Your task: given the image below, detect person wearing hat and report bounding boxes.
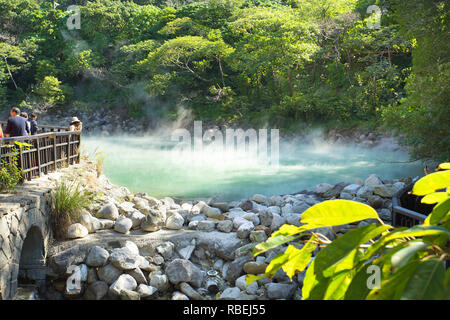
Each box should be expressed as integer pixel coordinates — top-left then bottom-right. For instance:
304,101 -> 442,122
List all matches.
68,116 -> 82,132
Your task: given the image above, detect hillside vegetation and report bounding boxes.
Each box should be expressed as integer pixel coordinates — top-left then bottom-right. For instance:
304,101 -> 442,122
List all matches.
0,0 -> 448,159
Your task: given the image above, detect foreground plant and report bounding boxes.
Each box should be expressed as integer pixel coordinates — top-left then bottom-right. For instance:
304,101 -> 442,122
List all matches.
0,141 -> 32,192
51,180 -> 93,240
247,165 -> 450,300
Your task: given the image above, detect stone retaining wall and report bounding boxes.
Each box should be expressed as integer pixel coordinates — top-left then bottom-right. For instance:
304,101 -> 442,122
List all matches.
0,178 -> 55,299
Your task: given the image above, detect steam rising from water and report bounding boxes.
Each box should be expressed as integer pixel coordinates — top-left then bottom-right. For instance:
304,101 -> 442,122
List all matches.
82,132 -> 423,201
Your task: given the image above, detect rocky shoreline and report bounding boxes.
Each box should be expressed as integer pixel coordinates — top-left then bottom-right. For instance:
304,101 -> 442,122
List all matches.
31,159 -> 415,300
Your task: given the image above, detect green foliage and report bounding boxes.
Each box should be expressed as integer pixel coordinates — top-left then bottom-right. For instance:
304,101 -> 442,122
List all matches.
0,142 -> 28,192
0,0 -> 445,161
33,76 -> 66,106
51,180 -> 93,240
248,166 -> 450,299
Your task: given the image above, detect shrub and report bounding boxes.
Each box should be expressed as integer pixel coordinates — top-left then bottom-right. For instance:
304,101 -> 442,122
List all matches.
248,164 -> 450,300
51,180 -> 93,240
0,142 -> 30,193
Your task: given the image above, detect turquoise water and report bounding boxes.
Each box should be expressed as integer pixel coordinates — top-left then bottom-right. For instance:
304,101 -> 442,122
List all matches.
82,134 -> 423,201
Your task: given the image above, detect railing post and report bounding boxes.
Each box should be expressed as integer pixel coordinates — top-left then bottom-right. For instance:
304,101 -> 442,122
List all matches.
67,133 -> 71,166
53,135 -> 57,171
36,137 -> 42,177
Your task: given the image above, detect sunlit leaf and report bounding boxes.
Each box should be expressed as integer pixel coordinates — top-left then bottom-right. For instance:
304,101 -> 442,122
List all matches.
424,197 -> 450,226
421,192 -> 449,204
412,170 -> 450,196
282,236 -> 317,279
300,200 -> 380,227
437,163 -> 450,170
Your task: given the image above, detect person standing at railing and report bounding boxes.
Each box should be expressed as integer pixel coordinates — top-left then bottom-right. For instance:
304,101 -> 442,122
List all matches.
30,113 -> 38,135
67,116 -> 82,132
4,107 -> 30,137
0,123 -> 3,138
20,112 -> 31,136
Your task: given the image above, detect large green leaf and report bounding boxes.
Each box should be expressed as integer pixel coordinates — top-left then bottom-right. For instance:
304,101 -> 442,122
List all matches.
314,224 -> 391,275
401,258 -> 447,300
391,241 -> 429,269
421,191 -> 449,204
424,197 -> 450,225
323,269 -> 354,300
300,200 -> 380,227
412,170 -> 450,196
302,259 -> 330,300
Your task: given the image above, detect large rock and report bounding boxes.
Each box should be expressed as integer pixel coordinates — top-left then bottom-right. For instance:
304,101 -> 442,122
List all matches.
97,219 -> 114,229
127,268 -> 148,285
109,274 -> 137,297
356,186 -> 374,199
97,203 -> 119,220
165,212 -> 185,230
165,259 -> 204,288
237,222 -> 254,239
251,194 -> 268,205
243,261 -> 267,275
323,182 -> 350,198
270,213 -> 286,232
120,289 -> 140,300
219,287 -> 241,300
342,184 -> 362,196
236,275 -> 258,295
129,211 -> 146,229
79,211 -> 100,233
117,201 -> 135,216
265,283 -> 297,299
97,264 -> 121,285
137,284 -> 157,299
149,274 -> 169,292
373,184 -> 398,198
141,209 -> 166,232
202,205 -> 225,220
114,216 -> 132,234
67,223 -> 88,239
156,242 -> 174,260
197,220 -> 216,232
225,256 -> 253,284
84,281 -> 108,300
86,246 -> 110,267
314,183 -> 333,195
110,247 -> 140,270
365,174 -> 383,187
217,220 -> 233,233
180,282 -> 204,300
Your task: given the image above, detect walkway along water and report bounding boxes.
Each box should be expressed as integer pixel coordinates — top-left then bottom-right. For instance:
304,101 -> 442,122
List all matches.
0,124 -> 81,299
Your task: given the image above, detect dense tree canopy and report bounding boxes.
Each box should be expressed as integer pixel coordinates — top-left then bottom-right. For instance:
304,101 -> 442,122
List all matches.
0,0 -> 448,160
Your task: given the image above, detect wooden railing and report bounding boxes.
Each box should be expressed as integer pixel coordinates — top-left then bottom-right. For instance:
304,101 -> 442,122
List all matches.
0,122 -> 81,181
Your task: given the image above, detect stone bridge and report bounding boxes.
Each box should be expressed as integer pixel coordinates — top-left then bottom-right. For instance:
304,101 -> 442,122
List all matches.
0,177 -> 55,299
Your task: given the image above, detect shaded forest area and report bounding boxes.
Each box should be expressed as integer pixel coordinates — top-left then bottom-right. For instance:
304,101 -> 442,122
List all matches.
0,0 -> 448,160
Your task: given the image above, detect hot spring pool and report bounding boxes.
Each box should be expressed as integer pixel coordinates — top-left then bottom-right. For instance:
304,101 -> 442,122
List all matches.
82,134 -> 423,201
